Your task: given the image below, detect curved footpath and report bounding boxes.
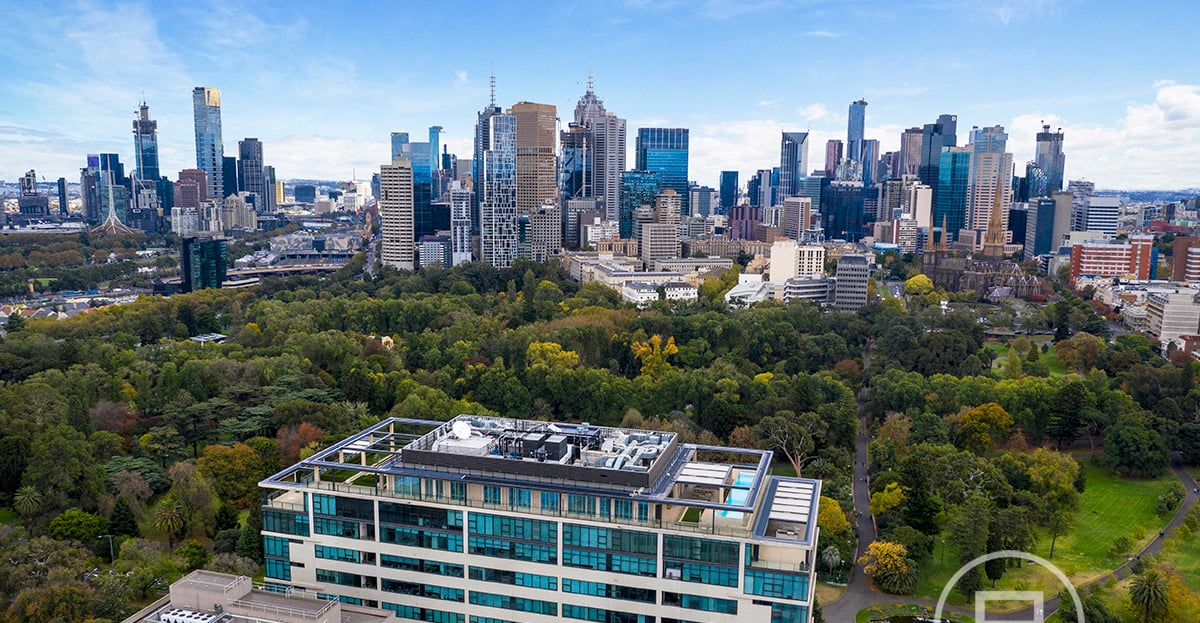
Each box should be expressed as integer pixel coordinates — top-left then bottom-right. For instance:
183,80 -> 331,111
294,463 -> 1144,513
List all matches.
823,416 -> 1200,622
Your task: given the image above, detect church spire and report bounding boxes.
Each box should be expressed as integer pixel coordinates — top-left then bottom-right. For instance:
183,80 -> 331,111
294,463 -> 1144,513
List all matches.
982,167 -> 1009,258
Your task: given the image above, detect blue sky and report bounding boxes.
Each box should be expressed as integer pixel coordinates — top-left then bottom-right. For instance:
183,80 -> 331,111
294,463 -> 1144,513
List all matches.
2,0 -> 1199,190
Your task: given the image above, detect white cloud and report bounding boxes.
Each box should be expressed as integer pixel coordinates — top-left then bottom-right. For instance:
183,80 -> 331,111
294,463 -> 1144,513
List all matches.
803,30 -> 844,38
455,70 -> 469,84
758,98 -> 782,108
799,103 -> 829,122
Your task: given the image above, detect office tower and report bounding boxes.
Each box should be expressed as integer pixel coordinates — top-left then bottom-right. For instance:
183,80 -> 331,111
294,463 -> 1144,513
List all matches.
620,171 -> 660,239
294,185 -> 317,204
508,101 -> 559,211
690,185 -> 718,218
1069,234 -> 1155,283
263,165 -> 277,212
770,239 -> 826,283
1172,237 -> 1200,282
429,126 -> 442,181
180,237 -> 227,293
80,155 -> 102,223
560,124 -> 593,202
899,127 -> 923,177
935,146 -> 971,242
473,79 -> 505,234
479,112 -> 519,267
93,153 -> 131,226
449,182 -> 472,266
779,132 -> 810,198
846,99 -> 867,164
222,156 -> 238,200
1025,162 -> 1049,200
391,132 -> 410,160
918,114 -> 958,207
237,138 -> 266,213
835,254 -> 871,311
563,197 -> 598,248
380,155 -> 415,271
820,181 -> 865,241
1008,204 -> 1028,251
176,169 -> 207,208
527,202 -> 562,262
16,169 -> 49,221
747,169 -> 771,209
861,139 -> 880,186
1076,196 -> 1120,235
875,179 -> 906,223
192,87 -> 224,205
902,179 -> 933,228
719,171 -> 738,212
418,235 -> 452,269
793,176 -> 829,223
966,126 -> 1013,235
638,189 -> 683,268
636,128 -> 689,215
1025,197 -> 1058,259
781,196 -> 812,239
261,415 -> 822,623
824,140 -> 842,178
1035,124 -> 1066,194
1068,180 -> 1095,231
573,77 -> 626,220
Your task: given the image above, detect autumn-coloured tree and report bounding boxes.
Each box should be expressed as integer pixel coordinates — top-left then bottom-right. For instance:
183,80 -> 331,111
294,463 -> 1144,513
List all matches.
857,540 -> 917,595
631,334 -> 678,379
277,422 -> 324,465
951,402 -> 1013,454
817,496 -> 850,536
869,482 -> 906,516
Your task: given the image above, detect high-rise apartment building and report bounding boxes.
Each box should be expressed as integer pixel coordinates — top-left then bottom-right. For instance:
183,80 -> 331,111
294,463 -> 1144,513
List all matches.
237,138 -> 266,212
192,87 -> 224,205
860,139 -> 880,187
620,171 -> 660,239
769,239 -> 826,284
473,84 -> 505,234
222,156 -> 238,201
527,202 -> 563,262
380,155 -> 415,271
1035,124 -> 1066,194
509,102 -> 558,213
480,113 -> 519,267
846,99 -> 867,167
823,141 -> 842,179
781,196 -> 813,239
1069,234 -> 1155,283
898,127 -> 923,177
719,171 -> 738,212
636,128 -> 689,216
180,237 -> 227,293
834,254 -> 871,311
1024,197 -> 1058,259
133,101 -> 160,186
449,182 -> 472,266
779,132 -> 810,198
638,189 -> 683,268
260,415 -> 821,623
966,126 -> 1013,235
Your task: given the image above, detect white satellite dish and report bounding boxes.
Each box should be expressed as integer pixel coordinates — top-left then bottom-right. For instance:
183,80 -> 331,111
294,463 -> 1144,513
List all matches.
451,420 -> 472,440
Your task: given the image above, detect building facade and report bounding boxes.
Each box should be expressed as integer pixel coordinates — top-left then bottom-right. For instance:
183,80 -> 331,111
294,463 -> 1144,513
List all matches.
637,128 -> 689,216
192,87 -> 224,206
1035,124 -> 1066,194
510,102 -> 558,213
260,416 -> 820,623
1069,234 -> 1156,284
480,114 -> 519,267
180,237 -> 227,293
620,171 -> 660,239
834,254 -> 871,311
719,171 -> 738,212
779,132 -> 810,199
380,155 -> 416,271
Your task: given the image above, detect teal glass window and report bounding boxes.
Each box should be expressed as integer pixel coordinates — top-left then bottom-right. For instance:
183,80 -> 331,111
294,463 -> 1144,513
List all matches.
563,604 -> 655,623
562,579 -> 655,603
483,485 -> 502,505
540,491 -> 559,512
744,569 -> 810,601
380,555 -> 463,577
508,487 -> 531,508
469,566 -> 557,590
469,591 -> 557,616
381,578 -> 464,602
662,593 -> 738,614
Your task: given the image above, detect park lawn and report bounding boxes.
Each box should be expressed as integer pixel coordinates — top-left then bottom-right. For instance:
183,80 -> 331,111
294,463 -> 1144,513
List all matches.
985,343 -> 1071,377
1160,532 -> 1200,592
0,508 -> 15,525
856,603 -> 975,623
911,460 -> 1173,606
814,582 -> 844,605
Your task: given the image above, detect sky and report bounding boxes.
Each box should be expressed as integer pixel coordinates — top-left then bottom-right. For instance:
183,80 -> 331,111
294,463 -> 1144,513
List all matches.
2,0 -> 1199,191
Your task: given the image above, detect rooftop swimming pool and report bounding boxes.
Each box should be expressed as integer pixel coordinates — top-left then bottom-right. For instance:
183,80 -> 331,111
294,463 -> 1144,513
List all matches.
717,472 -> 754,519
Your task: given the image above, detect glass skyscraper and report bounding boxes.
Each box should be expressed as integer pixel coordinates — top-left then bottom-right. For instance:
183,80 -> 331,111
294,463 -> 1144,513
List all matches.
846,99 -> 867,166
391,132 -> 410,161
1035,124 -> 1065,194
636,128 -> 689,215
779,132 -> 809,199
719,170 -> 738,213
620,171 -> 660,239
133,101 -> 160,183
936,146 -> 971,241
192,87 -> 224,205
479,114 -> 518,268
918,114 -> 957,209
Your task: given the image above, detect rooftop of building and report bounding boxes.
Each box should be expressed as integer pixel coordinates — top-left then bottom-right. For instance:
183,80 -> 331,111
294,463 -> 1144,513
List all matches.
262,416 -> 820,545
122,570 -> 394,623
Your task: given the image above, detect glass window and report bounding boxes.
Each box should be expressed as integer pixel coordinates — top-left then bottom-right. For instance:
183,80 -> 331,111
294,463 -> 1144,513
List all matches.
469,537 -> 557,564
380,526 -> 463,552
312,494 -> 374,520
568,494 -> 596,516
508,487 -> 531,509
379,502 -> 462,529
613,499 -> 633,520
315,545 -> 362,564
662,593 -> 738,614
483,486 -> 502,505
469,591 -> 557,616
469,566 -> 557,591
562,549 -> 656,576
744,570 -> 809,601
262,509 -> 309,537
263,535 -> 291,558
450,482 -> 466,503
563,524 -> 657,555
380,555 -> 463,577
468,513 -> 557,542
381,579 -> 464,602
397,476 -> 421,497
423,479 -> 443,500
265,558 -> 291,581
663,561 -> 738,587
562,604 -> 655,623
540,491 -> 559,512
382,603 -> 465,623
314,516 -> 373,540
562,579 -> 655,603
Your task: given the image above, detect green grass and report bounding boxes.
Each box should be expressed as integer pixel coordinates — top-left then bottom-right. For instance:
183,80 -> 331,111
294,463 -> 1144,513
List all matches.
911,460 -> 1174,606
681,507 -> 702,523
1038,347 -> 1068,375
1160,531 -> 1200,592
0,508 -> 15,525
855,603 -> 975,623
986,343 -> 1071,377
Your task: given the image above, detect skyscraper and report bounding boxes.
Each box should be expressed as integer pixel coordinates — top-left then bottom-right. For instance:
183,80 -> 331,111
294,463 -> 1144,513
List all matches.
449,182 -> 472,266
918,114 -> 957,207
390,132 -> 410,160
380,155 -> 415,271
180,237 -> 227,293
1035,124 -> 1066,194
573,76 -> 626,220
824,140 -> 842,178
509,101 -> 558,213
237,138 -> 266,212
935,146 -> 971,241
779,132 -> 810,199
473,78 -> 504,234
192,87 -> 224,205
133,101 -> 160,184
479,113 -> 518,267
719,170 -> 738,212
966,126 -> 1013,235
846,99 -> 867,166
222,156 -> 238,201
560,124 -> 592,202
636,128 -> 689,215
620,171 -> 660,239
429,126 -> 442,181
899,127 -> 923,177
861,139 -> 880,186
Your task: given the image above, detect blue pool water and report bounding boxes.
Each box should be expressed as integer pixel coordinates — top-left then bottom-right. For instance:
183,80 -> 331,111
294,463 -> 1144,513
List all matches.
733,472 -> 754,488
717,472 -> 753,519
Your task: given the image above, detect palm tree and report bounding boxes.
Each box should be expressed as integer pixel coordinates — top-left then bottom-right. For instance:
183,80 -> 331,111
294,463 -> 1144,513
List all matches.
1129,568 -> 1169,623
821,545 -> 843,577
12,486 -> 42,532
153,497 -> 186,550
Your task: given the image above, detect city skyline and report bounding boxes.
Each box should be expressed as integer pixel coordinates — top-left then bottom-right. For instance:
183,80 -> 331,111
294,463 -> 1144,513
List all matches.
2,1 -> 1199,190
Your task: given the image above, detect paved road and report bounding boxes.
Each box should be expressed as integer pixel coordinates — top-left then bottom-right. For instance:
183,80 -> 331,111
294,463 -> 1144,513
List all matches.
822,392 -> 1200,623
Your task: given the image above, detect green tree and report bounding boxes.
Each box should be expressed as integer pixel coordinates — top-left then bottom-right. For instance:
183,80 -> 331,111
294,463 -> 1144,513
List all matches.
1103,416 -> 1169,477
1129,568 -> 1169,623
903,274 -> 934,296
21,423 -> 107,513
236,523 -> 262,562
196,442 -> 267,508
109,496 -> 140,537
753,411 -> 827,477
951,495 -> 992,597
12,485 -> 43,531
174,540 -> 210,570
152,496 -> 186,550
820,545 -> 842,577
47,508 -> 108,542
